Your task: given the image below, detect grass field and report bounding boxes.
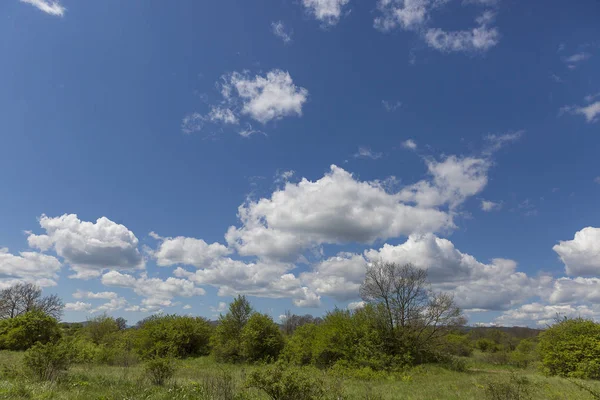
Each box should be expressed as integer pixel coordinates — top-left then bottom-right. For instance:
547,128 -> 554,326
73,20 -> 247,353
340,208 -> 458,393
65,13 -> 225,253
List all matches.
1,351 -> 599,399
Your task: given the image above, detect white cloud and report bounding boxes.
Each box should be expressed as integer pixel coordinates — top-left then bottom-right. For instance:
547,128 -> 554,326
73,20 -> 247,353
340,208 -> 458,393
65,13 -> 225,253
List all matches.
65,302 -> 92,312
73,290 -> 118,300
181,112 -> 204,134
101,271 -> 205,307
20,0 -> 65,17
226,165 -> 453,261
27,214 -> 145,279
210,302 -> 228,313
238,123 -> 265,138
402,139 -> 417,150
347,301 -> 365,310
399,155 -> 490,209
495,302 -> 600,327
564,52 -> 591,68
183,304 -> 192,310
302,0 -> 350,26
301,253 -> 367,301
0,247 -> 62,284
553,227 -> 600,276
481,200 -> 501,212
272,21 -> 292,43
375,1 -> 500,53
354,146 -> 382,160
365,234 -> 547,311
206,107 -> 239,125
151,235 -> 230,268
549,277 -> 600,305
93,297 -> 129,313
424,12 -> 499,53
483,131 -> 523,155
382,100 -> 402,112
561,101 -> 600,123
223,70 -> 308,124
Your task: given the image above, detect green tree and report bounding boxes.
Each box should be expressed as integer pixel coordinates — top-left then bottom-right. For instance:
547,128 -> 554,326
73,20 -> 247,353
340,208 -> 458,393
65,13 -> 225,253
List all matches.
136,314 -> 212,359
211,295 -> 253,362
538,317 -> 600,379
84,314 -> 120,345
0,310 -> 61,350
281,323 -> 319,365
240,313 -> 284,362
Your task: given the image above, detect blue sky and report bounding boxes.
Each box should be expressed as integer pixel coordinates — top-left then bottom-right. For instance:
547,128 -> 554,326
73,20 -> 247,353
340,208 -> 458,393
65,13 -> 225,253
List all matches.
1,0 -> 599,327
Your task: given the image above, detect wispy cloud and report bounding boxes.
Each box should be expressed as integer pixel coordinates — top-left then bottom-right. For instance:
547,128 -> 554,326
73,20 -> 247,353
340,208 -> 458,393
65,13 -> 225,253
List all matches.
354,146 -> 382,160
483,130 -> 524,155
564,52 -> 591,69
560,95 -> 600,123
402,139 -> 417,150
272,21 -> 293,44
382,100 -> 402,112
481,199 -> 502,212
302,0 -> 350,26
20,0 -> 65,16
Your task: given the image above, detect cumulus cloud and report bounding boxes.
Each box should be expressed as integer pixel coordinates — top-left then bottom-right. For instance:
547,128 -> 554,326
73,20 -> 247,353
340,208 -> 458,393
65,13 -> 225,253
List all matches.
301,253 -> 367,301
27,214 -> 145,279
150,235 -> 230,268
302,0 -> 350,26
226,165 -> 453,261
549,277 -> 600,305
20,0 -> 65,17
272,21 -> 292,43
210,302 -> 228,313
553,227 -> 600,276
495,302 -> 600,327
73,290 -> 118,300
101,271 -> 205,308
399,156 -> 490,209
347,301 -> 365,310
375,1 -> 500,54
0,247 -> 62,284
365,234 -> 547,311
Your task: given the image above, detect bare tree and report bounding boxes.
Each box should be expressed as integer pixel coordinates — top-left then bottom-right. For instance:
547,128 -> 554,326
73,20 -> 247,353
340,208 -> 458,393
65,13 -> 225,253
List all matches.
360,261 -> 465,341
281,310 -> 321,335
0,283 -> 64,320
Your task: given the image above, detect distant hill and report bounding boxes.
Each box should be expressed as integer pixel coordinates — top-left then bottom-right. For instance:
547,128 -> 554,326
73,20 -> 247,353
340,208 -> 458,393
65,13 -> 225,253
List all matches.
462,326 -> 543,339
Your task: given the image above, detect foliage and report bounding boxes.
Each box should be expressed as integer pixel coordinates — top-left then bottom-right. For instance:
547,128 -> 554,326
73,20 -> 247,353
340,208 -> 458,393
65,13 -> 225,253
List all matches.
246,362 -> 341,400
240,313 -> 284,362
83,314 -> 121,345
23,340 -> 73,381
144,357 -> 176,386
443,333 -> 473,357
281,323 -> 319,365
211,295 -> 253,363
281,310 -> 322,336
484,373 -> 533,400
510,339 -> 538,368
538,317 -> 600,379
0,310 -> 62,350
476,338 -> 498,353
136,314 -> 212,359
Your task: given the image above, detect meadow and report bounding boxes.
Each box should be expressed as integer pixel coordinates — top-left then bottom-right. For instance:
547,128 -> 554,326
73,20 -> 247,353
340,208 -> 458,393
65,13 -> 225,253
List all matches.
1,351 -> 600,400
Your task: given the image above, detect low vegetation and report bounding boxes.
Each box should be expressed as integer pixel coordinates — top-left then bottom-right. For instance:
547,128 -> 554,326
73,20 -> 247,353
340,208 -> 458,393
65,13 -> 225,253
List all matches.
2,264 -> 600,399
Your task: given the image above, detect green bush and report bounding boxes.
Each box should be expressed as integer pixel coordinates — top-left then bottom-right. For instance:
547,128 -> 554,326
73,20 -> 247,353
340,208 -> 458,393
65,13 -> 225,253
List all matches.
510,339 -> 538,368
476,338 -> 498,353
484,373 -> 532,400
144,357 -> 176,386
246,362 -> 337,400
23,340 -> 73,381
136,314 -> 212,359
240,313 -> 284,363
444,333 -> 473,357
83,314 -> 121,345
0,311 -> 62,351
211,296 -> 253,363
281,323 -> 318,365
538,318 -> 600,379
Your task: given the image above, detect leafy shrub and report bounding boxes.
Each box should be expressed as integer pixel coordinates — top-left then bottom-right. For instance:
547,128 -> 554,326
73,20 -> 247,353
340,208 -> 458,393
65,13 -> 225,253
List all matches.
510,339 -> 538,368
476,338 -> 498,353
144,357 -> 176,386
0,311 -> 61,351
538,317 -> 600,379
240,313 -> 284,363
441,355 -> 468,372
281,323 -> 318,365
484,373 -> 532,400
211,296 -> 253,363
23,340 -> 73,381
83,314 -> 121,345
444,333 -> 473,357
246,362 -> 335,400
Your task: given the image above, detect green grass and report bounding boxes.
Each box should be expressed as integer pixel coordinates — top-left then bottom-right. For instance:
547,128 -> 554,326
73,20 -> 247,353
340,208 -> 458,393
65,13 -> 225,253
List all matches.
1,351 -> 599,399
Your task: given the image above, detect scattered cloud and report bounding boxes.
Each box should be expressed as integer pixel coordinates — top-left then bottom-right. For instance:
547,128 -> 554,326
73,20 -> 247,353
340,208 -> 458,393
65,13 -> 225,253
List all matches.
27,214 -> 145,279
354,146 -> 382,160
210,302 -> 228,313
561,97 -> 600,123
73,290 -> 118,300
564,52 -> 591,69
150,235 -> 230,269
0,247 -> 62,285
183,304 -> 192,310
301,253 -> 367,301
481,200 -> 501,212
181,113 -> 204,134
65,302 -> 92,312
20,0 -> 65,17
553,227 -> 600,276
495,302 -> 600,327
402,139 -> 417,150
302,0 -> 350,26
347,301 -> 365,310
483,131 -> 523,155
375,0 -> 500,53
272,21 -> 292,44
382,100 -> 402,112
